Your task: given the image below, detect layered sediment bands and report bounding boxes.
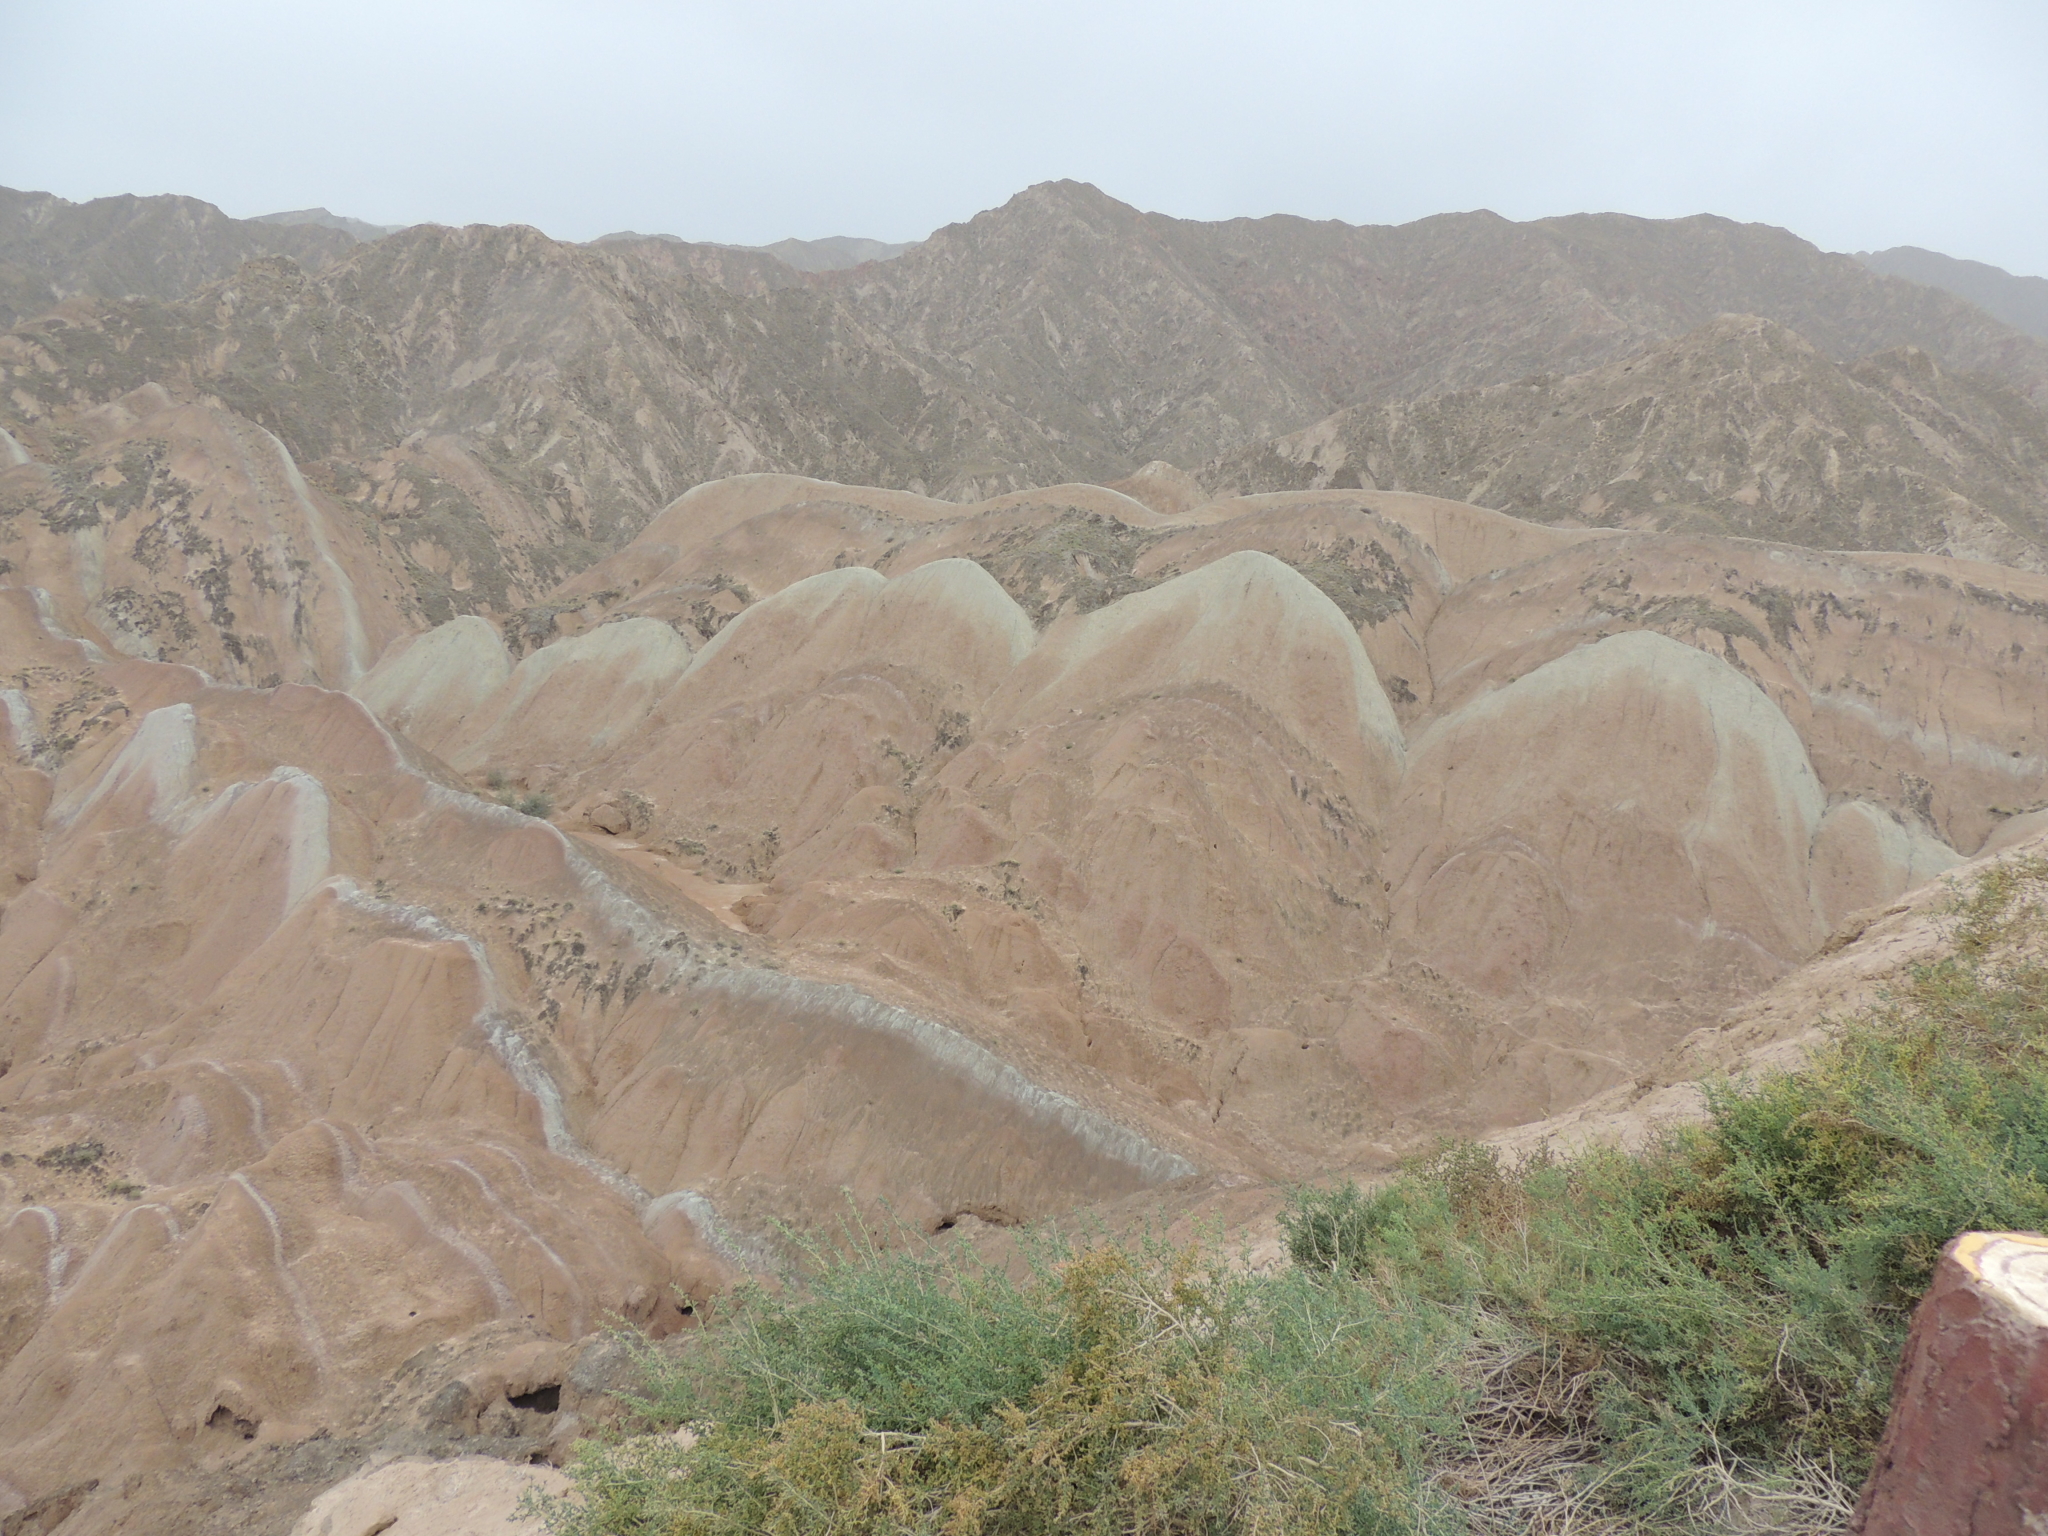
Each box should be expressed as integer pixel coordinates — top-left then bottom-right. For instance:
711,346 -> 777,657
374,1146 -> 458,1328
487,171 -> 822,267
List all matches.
1809,800 -> 1963,933
927,551 -> 1408,1054
1125,498 -> 1460,725
384,785 -> 1200,1210
587,963 -> 1197,1215
574,560 -> 1041,885
0,700 -> 678,1511
0,637 -> 1198,1526
988,551 -> 1405,777
6,459 -> 2048,1531
1380,633 -> 1837,1123
401,473 -> 2048,1152
0,700 -> 47,895
0,386 -> 412,687
0,1113 -> 672,1513
1393,631 -> 1829,994
448,616 -> 693,770
1416,534 -> 2048,855
351,615 -> 512,755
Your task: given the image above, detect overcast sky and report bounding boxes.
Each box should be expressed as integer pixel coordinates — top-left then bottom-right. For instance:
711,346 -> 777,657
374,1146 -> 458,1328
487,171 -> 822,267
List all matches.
6,0 -> 2045,275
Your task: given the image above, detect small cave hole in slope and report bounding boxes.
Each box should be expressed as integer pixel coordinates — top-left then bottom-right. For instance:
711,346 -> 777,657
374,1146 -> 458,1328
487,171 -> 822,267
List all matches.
206,1405 -> 258,1440
929,1206 -> 1021,1234
508,1384 -> 561,1414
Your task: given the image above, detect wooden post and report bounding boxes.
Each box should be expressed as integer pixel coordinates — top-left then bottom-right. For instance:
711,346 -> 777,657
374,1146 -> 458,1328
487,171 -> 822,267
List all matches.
1855,1231 -> 2048,1534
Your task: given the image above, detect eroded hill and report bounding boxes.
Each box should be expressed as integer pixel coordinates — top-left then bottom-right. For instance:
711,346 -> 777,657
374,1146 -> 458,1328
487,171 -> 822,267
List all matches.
3,183 -> 2048,1533
5,446 -> 2048,1528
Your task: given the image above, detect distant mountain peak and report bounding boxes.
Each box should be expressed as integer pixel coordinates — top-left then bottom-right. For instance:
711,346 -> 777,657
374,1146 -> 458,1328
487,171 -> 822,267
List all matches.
589,230 -> 914,272
252,207 -> 408,242
753,235 -> 915,272
1857,246 -> 2048,341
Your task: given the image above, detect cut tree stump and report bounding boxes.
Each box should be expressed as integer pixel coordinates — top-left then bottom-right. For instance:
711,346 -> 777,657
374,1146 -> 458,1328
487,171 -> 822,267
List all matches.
1855,1231 -> 2048,1534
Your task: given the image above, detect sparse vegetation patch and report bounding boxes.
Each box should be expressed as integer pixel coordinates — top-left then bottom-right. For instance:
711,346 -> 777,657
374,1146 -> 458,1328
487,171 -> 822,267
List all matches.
538,1230 -> 1467,1536
974,512 -> 1174,625
1290,537 -> 1415,627
35,1139 -> 107,1172
548,860 -> 2048,1534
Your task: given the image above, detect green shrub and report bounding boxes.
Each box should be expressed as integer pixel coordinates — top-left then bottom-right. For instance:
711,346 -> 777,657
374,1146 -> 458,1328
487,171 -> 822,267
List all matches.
540,1229 -> 1468,1535
1282,873 -> 2048,1514
35,1139 -> 106,1171
550,860 -> 2046,1532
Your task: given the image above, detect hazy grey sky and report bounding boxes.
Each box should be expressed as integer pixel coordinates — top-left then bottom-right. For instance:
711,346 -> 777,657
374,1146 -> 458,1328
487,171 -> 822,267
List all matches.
6,0 -> 2046,274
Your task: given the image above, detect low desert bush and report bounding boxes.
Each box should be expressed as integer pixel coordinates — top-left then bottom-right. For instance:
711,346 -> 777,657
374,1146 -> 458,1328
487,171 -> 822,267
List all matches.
35,1139 -> 106,1171
1288,859 -> 2048,1521
540,1227 -> 1469,1535
481,767 -> 552,819
548,861 -> 2047,1533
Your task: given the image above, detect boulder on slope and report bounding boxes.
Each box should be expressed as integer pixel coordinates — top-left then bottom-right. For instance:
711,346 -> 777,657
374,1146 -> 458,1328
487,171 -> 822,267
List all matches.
288,1456 -> 565,1536
1854,1232 -> 2048,1535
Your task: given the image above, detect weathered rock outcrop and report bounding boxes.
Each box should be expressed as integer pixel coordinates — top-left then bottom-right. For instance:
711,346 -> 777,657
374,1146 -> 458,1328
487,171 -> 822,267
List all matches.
1396,630 -> 1828,987
288,1456 -> 564,1536
358,476 -> 2048,1149
0,385 -> 410,687
352,616 -> 512,756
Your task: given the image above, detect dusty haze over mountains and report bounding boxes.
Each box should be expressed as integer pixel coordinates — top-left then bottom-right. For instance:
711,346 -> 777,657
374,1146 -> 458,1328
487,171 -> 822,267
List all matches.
2,173 -> 2047,1533
1860,247 -> 2048,340
10,0 -> 2045,270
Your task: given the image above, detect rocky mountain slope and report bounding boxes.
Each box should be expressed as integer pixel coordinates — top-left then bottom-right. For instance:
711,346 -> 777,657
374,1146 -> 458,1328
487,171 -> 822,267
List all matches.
588,233 -> 912,276
6,180 -> 2046,588
756,235 -> 915,272
0,235 -> 1076,639
0,188 -> 357,329
823,182 -> 2048,471
1207,314 -> 2048,569
253,207 -> 411,242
